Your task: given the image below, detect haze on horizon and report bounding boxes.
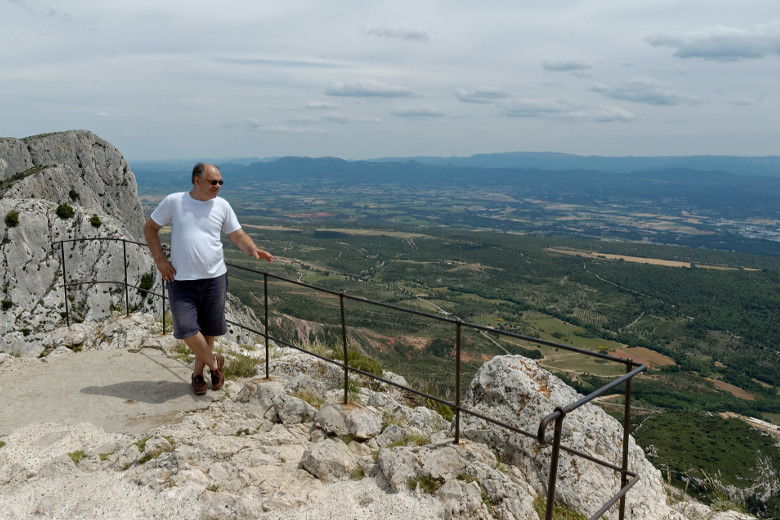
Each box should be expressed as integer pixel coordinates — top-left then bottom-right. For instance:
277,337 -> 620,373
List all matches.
2,0 -> 780,162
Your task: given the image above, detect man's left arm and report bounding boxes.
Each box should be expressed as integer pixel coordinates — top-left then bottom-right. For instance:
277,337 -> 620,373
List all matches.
226,228 -> 274,263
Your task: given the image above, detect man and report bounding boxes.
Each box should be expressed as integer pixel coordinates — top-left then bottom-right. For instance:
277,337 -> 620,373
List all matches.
144,163 -> 273,395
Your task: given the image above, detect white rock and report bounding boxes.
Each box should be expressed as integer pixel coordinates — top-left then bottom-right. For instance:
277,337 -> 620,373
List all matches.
300,438 -> 358,482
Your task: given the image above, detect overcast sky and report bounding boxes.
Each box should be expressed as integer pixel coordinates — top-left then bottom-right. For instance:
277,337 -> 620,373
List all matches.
3,1 -> 780,161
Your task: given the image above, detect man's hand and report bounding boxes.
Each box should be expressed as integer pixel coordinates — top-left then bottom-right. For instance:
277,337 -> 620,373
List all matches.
155,257 -> 177,282
252,249 -> 274,263
228,228 -> 274,263
144,217 -> 177,282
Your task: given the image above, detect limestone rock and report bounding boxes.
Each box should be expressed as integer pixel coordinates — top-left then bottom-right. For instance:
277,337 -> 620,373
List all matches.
0,138 -> 34,182
459,355 -> 682,520
315,403 -> 349,436
275,395 -> 317,425
300,438 -> 359,483
344,405 -> 383,440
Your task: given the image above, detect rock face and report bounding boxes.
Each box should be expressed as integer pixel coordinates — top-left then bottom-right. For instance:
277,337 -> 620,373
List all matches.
0,131 -> 155,354
0,131 -> 144,239
0,130 -> 263,355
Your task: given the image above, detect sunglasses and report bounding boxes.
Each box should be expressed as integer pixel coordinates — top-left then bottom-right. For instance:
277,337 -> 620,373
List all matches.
204,179 -> 224,186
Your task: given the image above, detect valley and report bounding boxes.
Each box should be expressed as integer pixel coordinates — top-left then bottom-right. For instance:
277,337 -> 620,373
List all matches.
135,157 -> 780,518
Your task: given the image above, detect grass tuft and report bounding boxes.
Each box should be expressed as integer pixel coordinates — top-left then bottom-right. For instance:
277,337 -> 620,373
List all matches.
68,450 -> 88,465
407,474 -> 444,494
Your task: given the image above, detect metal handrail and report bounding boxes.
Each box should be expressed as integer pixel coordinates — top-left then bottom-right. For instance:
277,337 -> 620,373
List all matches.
52,237 -> 646,520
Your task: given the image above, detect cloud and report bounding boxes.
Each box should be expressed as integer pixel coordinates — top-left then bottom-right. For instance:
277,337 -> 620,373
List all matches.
364,26 -> 429,42
454,86 -> 508,104
591,80 -> 701,106
217,56 -> 343,69
234,118 -> 329,135
95,111 -> 146,118
290,112 -> 351,125
392,105 -> 448,117
305,101 -> 337,110
505,99 -> 634,122
325,79 -> 413,98
646,23 -> 780,62
543,59 -> 591,72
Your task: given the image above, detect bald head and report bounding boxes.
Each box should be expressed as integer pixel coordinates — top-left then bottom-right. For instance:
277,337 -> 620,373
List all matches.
192,162 -> 220,184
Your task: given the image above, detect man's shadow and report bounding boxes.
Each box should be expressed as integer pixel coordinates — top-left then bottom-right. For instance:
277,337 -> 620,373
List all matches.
80,348 -> 205,403
81,380 -> 196,404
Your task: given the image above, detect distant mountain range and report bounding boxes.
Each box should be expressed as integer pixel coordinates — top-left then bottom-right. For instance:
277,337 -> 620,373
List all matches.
131,151 -> 780,178
132,153 -> 780,223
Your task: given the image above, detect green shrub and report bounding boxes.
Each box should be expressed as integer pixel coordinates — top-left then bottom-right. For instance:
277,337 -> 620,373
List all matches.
89,214 -> 102,228
56,203 -> 74,219
1,299 -> 11,311
223,352 -> 260,379
4,210 -> 19,227
68,450 -> 88,465
425,397 -> 455,422
333,347 -> 383,377
139,272 -> 154,291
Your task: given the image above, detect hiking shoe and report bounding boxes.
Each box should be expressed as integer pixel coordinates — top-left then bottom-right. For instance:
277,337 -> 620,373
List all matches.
192,373 -> 208,395
210,354 -> 225,391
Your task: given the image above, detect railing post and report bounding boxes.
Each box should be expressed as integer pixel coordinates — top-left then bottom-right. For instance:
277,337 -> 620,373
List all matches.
58,241 -> 70,328
340,292 -> 348,404
454,319 -> 462,444
122,239 -> 130,316
619,360 -> 634,520
264,273 -> 270,379
545,409 -> 566,520
162,276 -> 167,334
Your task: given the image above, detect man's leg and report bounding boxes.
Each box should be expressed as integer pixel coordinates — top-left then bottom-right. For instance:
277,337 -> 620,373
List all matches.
184,332 -> 218,375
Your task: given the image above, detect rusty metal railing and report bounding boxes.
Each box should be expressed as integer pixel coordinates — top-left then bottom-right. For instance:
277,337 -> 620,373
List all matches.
53,237 -> 646,520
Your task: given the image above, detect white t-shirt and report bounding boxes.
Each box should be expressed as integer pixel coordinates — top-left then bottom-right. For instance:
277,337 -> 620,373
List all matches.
150,192 -> 241,280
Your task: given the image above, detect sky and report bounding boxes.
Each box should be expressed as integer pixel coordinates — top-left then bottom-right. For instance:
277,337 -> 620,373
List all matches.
3,0 -> 780,162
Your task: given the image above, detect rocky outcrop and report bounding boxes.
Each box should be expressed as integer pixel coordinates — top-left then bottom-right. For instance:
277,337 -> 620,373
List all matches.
0,316 -> 755,519
459,356 -> 678,519
0,131 -> 156,353
0,130 -> 263,355
1,131 -> 144,239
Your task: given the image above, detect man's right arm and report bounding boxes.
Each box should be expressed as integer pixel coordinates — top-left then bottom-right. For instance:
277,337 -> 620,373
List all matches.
143,217 -> 176,283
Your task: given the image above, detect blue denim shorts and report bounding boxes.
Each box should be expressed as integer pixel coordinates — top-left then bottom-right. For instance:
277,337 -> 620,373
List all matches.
167,273 -> 228,340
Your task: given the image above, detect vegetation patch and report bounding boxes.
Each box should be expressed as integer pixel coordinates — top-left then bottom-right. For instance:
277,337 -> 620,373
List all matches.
633,410 -> 779,519
68,450 -> 88,465
332,347 -> 383,378
223,351 -> 260,379
292,388 -> 325,409
387,433 -> 430,448
5,210 -> 19,227
406,474 -> 444,494
56,203 -> 75,219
